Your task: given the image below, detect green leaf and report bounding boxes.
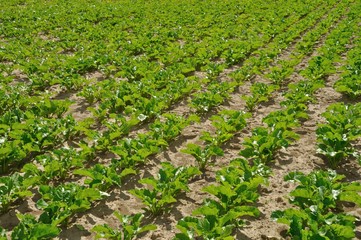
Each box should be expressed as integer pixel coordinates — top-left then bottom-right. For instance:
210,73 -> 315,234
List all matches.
330,224 -> 355,238
138,224 -> 157,234
32,224 -> 60,239
339,191 -> 361,207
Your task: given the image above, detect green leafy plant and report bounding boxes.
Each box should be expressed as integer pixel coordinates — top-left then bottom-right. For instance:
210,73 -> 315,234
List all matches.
78,85 -> 103,104
74,164 -> 136,191
110,135 -> 166,169
29,99 -> 71,119
36,183 -> 103,226
242,83 -> 279,111
0,173 -> 33,213
199,110 -> 250,150
272,207 -> 356,240
266,65 -> 293,84
334,51 -> 361,98
272,170 -> 361,240
203,165 -> 265,214
240,126 -> 299,164
129,162 -> 200,215
22,148 -> 85,183
175,200 -> 246,240
175,159 -> 268,240
301,56 -> 335,80
190,81 -> 236,112
316,103 -> 361,167
93,212 -> 156,240
150,114 -> 200,141
316,126 -> 356,168
263,104 -> 307,129
0,227 -> 6,240
211,110 -> 250,135
11,213 -> 60,240
282,80 -> 324,106
181,143 -> 224,171
334,75 -> 361,98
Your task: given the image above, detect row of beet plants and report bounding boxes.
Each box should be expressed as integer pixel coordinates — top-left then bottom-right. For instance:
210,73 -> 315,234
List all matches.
171,32 -> 328,240
171,75 -> 321,240
272,170 -> 361,239
298,2 -> 361,168
128,9 -> 344,234
236,0 -> 358,166
0,99 -> 76,173
333,7 -> 361,98
231,0 -> 349,117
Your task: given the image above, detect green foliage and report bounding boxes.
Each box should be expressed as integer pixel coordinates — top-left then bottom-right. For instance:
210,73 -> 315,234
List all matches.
212,110 -> 250,133
11,213 -> 60,240
242,83 -> 279,111
201,110 -> 250,147
129,163 -> 200,215
150,114 -> 200,141
266,66 -> 293,84
282,80 -> 324,106
78,85 -> 103,104
263,104 -> 308,129
284,170 -> 361,211
334,49 -> 361,98
93,212 -> 156,240
190,81 -> 236,112
203,62 -> 226,81
175,201 -> 243,240
316,103 -> 361,168
36,183 -> 103,226
240,126 -> 299,164
0,1 -> 358,240
0,173 -> 33,213
203,159 -> 267,213
31,99 -> 72,119
272,170 -> 361,240
22,148 -> 85,184
0,227 -> 6,240
334,75 -> 361,98
110,135 -> 166,169
89,115 -> 140,152
0,115 -> 76,173
74,164 -> 135,191
175,158 -> 268,240
301,56 -> 335,80
181,143 -> 224,171
272,208 -> 355,240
